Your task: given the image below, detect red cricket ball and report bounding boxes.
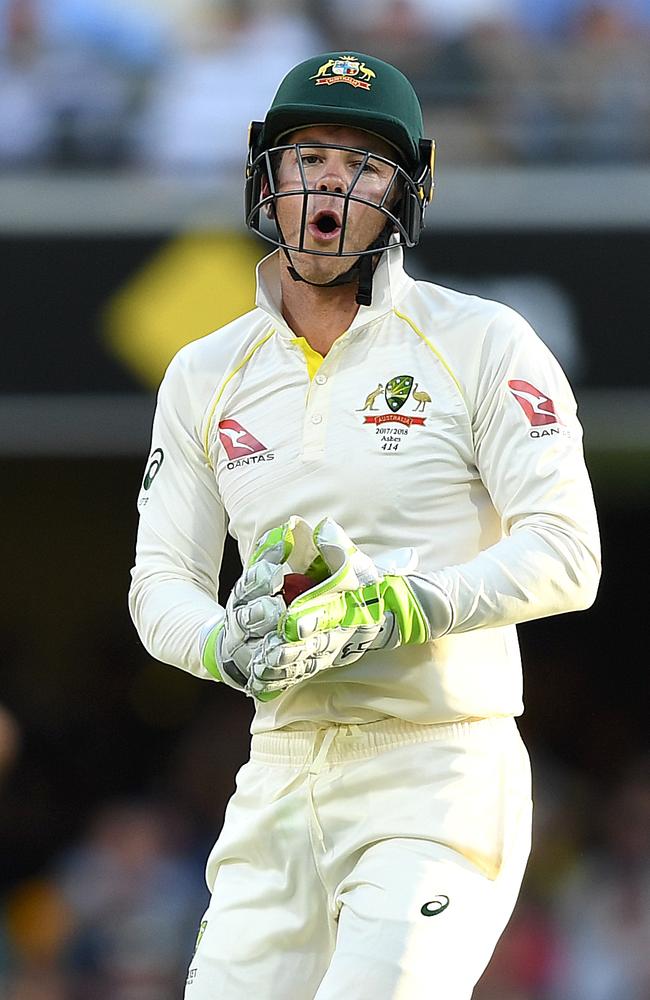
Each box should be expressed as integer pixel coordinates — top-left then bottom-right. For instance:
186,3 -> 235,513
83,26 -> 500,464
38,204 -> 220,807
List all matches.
282,573 -> 314,604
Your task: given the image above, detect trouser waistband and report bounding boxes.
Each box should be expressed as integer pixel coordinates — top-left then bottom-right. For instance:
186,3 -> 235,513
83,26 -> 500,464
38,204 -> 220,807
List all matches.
250,716 -> 515,766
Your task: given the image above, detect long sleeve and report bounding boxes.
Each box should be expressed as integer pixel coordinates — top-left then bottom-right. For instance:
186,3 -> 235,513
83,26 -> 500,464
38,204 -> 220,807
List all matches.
410,309 -> 601,636
129,350 -> 227,679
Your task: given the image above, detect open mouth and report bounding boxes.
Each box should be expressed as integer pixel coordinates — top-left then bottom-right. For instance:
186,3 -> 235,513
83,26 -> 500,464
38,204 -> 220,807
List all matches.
308,209 -> 343,242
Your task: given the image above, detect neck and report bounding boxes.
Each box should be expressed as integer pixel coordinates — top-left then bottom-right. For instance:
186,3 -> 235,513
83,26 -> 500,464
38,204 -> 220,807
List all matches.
279,256 -> 362,355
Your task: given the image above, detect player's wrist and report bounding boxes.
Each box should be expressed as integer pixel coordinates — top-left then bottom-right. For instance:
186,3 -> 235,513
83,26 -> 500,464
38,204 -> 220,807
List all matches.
199,616 -> 223,678
380,575 -> 431,645
200,620 -> 248,691
402,574 -> 454,639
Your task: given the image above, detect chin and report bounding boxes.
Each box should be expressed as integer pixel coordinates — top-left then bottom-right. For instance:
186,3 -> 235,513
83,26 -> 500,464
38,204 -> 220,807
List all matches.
289,250 -> 359,287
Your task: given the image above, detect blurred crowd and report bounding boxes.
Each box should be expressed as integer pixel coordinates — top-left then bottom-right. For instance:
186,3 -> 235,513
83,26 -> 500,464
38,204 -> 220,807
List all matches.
0,0 -> 649,173
0,693 -> 648,1000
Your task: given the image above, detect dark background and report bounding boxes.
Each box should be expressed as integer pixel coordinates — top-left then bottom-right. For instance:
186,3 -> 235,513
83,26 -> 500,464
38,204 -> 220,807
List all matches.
2,229 -> 649,392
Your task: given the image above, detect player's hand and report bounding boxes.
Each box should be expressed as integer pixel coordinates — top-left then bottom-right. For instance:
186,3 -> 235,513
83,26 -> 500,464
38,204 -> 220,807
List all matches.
247,518 -> 430,700
281,517 -> 428,651
201,516 -> 327,691
203,558 -> 285,691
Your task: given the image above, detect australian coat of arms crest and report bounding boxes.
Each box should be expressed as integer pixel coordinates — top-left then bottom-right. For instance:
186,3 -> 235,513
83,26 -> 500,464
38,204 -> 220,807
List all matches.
310,56 -> 376,90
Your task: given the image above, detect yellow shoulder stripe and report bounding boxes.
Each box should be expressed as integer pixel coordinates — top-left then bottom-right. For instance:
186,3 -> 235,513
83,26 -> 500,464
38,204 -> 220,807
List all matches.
392,308 -> 463,398
203,327 -> 276,461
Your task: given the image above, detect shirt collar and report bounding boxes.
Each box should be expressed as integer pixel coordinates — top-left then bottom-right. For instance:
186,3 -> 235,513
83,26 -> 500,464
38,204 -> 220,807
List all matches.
255,244 -> 414,336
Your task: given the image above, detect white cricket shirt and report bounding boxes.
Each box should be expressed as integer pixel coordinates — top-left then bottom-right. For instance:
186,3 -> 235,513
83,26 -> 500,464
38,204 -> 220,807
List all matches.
129,246 -> 601,732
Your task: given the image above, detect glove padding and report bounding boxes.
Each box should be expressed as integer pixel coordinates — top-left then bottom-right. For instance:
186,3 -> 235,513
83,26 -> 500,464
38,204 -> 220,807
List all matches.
202,559 -> 284,690
201,516 -> 328,691
247,518 -> 430,700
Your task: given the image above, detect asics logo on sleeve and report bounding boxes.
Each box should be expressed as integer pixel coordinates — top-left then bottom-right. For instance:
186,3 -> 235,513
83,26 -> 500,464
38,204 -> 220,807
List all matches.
143,448 -> 164,489
508,380 -> 563,427
218,419 -> 267,459
420,894 -> 450,916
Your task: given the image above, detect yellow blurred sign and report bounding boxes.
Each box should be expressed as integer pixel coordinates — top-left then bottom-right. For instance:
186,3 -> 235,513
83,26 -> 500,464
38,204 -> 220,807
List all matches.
104,230 -> 265,388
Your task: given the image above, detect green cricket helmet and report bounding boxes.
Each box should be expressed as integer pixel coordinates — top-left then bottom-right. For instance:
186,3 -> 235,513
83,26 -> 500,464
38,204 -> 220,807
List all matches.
245,52 -> 435,303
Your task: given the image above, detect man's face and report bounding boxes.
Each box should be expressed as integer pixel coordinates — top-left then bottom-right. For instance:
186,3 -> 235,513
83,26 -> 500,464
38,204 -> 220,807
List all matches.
268,124 -> 400,285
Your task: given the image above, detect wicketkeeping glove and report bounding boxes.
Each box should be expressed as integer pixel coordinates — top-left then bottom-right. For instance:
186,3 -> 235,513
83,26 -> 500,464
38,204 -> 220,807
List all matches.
247,518 -> 433,700
200,516 -> 328,692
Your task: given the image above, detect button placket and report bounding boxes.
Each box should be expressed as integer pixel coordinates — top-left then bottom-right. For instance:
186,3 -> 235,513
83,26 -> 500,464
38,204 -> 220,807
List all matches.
302,356 -> 337,459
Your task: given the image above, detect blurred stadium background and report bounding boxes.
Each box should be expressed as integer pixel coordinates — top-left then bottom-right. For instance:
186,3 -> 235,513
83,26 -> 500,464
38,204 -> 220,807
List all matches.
1,0 -> 649,997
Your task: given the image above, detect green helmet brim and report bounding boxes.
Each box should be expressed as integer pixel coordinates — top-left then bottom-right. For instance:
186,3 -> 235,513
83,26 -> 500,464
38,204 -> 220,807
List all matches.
263,104 -> 414,166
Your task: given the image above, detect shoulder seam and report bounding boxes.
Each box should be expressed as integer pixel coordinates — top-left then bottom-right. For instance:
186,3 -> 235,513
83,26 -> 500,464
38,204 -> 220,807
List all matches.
392,307 -> 470,418
202,326 -> 277,463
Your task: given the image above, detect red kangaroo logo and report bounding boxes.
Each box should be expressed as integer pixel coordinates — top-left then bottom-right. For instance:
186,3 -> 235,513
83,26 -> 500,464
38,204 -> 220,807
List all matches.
508,380 -> 563,426
218,419 -> 267,460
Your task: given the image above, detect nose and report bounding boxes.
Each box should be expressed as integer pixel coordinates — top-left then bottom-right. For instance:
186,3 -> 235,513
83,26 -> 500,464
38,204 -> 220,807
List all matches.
317,176 -> 346,194
316,172 -> 346,195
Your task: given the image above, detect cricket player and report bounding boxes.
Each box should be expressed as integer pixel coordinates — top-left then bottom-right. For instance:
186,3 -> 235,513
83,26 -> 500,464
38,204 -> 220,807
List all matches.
129,51 -> 601,1000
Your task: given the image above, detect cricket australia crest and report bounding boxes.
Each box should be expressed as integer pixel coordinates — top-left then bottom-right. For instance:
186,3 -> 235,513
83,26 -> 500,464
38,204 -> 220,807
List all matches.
357,374 -> 430,452
385,375 -> 413,412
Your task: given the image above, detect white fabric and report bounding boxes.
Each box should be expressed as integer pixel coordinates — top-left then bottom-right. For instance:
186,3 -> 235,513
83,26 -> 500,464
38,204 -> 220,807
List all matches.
129,244 -> 601,731
183,716 -> 532,999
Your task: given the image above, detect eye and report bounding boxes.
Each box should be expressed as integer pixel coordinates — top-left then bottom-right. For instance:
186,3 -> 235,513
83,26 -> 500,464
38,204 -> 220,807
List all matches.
300,153 -> 322,165
351,160 -> 378,175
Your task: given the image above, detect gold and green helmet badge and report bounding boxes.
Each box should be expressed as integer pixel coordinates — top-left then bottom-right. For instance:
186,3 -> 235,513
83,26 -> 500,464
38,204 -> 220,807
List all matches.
310,55 -> 376,91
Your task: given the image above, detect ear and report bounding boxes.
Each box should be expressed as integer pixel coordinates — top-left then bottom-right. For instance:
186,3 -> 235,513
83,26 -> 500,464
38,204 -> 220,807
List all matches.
261,176 -> 276,219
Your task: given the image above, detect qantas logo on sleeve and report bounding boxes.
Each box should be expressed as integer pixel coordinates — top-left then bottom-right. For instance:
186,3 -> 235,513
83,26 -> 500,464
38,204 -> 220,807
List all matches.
218,419 -> 275,468
508,380 -> 571,439
508,380 -> 561,425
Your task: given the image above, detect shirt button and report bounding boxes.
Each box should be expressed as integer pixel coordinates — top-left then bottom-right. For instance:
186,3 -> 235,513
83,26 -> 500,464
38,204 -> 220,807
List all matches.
311,414 -> 323,425
315,373 -> 327,385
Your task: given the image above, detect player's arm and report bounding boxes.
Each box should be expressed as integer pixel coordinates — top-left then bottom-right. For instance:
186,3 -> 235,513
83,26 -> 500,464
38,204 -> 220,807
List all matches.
129,350 -> 285,686
129,354 -> 320,692
254,310 -> 601,697
420,308 -> 601,634
128,350 -> 230,679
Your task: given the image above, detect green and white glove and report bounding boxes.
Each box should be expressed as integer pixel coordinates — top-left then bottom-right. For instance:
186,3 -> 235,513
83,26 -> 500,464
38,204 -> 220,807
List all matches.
200,516 -> 328,692
247,518 -> 433,700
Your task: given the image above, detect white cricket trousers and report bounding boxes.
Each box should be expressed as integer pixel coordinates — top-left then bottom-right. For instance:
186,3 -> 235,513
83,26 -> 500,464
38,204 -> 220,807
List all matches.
184,716 -> 532,1000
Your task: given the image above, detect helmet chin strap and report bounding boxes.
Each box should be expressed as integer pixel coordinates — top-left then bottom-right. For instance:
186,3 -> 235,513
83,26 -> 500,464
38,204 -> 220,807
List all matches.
281,220 -> 396,307
284,250 -> 374,306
